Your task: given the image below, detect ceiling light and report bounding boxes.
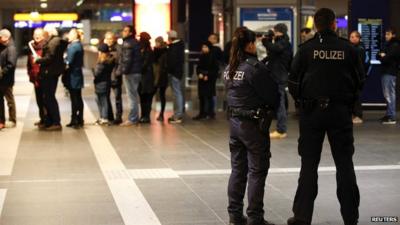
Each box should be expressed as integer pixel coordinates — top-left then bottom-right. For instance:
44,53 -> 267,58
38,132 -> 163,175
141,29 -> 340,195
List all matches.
40,3 -> 48,8
40,0 -> 47,2
76,0 -> 84,7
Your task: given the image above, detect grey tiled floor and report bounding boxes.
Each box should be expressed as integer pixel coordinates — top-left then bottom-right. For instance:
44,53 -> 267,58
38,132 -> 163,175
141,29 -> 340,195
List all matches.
0,64 -> 399,225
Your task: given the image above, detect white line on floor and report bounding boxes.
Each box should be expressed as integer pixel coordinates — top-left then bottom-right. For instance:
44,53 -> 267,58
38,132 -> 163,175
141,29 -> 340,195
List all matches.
178,126 -> 230,160
83,102 -> 161,225
128,164 -> 400,179
0,189 -> 6,217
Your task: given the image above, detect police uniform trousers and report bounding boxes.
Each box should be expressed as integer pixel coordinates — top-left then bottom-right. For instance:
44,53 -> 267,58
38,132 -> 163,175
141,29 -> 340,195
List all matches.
293,103 -> 360,224
228,117 -> 271,225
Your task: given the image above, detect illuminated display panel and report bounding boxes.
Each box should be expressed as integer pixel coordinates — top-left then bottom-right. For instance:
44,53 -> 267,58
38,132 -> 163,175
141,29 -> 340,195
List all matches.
134,0 -> 171,44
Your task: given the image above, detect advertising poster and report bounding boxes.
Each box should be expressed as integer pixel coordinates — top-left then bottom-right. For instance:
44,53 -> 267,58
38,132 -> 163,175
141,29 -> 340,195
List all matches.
239,7 -> 295,45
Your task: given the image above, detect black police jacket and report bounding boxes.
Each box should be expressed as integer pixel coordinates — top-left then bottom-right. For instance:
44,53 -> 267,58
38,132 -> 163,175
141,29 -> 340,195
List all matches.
288,29 -> 366,103
224,53 -> 279,110
262,34 -> 293,84
118,36 -> 143,75
377,38 -> 400,76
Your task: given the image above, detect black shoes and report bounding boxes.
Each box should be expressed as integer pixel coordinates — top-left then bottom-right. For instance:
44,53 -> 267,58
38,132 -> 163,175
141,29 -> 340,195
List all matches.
287,217 -> 310,225
139,117 -> 151,124
192,114 -> 207,120
113,118 -> 123,125
229,215 -> 247,225
156,114 -> 164,122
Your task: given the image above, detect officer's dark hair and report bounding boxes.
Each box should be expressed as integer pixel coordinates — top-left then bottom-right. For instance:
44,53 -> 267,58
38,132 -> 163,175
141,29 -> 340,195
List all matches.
386,27 -> 397,35
314,8 -> 336,31
124,25 -> 136,36
228,27 -> 256,80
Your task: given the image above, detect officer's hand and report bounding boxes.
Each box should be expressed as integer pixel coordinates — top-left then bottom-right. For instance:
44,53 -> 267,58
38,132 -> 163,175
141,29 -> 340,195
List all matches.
380,52 -> 386,57
198,73 -> 204,80
204,76 -> 208,81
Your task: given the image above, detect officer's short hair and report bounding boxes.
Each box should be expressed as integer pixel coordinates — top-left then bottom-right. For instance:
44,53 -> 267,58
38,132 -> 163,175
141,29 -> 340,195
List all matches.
314,8 -> 336,31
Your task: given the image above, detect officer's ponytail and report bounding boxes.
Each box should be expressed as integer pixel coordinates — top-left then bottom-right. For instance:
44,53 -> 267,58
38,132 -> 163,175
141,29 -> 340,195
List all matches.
228,27 -> 256,80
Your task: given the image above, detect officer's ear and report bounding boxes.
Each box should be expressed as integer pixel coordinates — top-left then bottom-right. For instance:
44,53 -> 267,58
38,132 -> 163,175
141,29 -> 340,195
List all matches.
331,20 -> 338,32
245,42 -> 257,54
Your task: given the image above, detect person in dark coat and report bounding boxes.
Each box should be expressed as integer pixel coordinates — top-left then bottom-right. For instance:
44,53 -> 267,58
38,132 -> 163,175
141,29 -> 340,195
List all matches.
65,28 -> 84,128
153,36 -> 169,122
377,27 -> 400,124
166,30 -> 185,123
93,43 -> 116,125
104,32 -> 123,124
193,41 -> 219,120
118,25 -> 143,126
349,30 -> 367,124
262,23 -> 293,139
0,29 -> 17,130
138,32 -> 155,124
35,26 -> 68,131
27,28 -> 46,126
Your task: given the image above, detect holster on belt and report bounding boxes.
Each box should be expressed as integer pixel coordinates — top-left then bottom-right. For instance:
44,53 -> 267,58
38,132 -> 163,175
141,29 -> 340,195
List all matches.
228,106 -> 274,134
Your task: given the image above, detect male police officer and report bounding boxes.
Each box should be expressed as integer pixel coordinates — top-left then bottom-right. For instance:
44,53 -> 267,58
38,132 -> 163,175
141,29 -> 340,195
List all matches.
287,8 -> 365,225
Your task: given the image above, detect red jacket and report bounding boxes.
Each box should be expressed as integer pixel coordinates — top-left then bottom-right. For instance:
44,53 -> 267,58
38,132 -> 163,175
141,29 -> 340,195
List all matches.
27,41 -> 44,87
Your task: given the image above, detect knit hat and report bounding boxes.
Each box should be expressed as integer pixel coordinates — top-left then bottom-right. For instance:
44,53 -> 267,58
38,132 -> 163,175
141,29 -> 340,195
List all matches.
274,23 -> 288,34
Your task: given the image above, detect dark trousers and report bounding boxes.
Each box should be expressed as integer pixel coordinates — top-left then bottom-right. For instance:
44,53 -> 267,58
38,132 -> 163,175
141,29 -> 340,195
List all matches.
199,95 -> 215,117
157,86 -> 167,116
228,117 -> 271,225
41,76 -> 61,126
0,86 -> 7,123
293,104 -> 360,224
68,88 -> 84,123
0,86 -> 16,123
111,82 -> 123,120
352,98 -> 363,118
140,92 -> 154,119
34,86 -> 46,122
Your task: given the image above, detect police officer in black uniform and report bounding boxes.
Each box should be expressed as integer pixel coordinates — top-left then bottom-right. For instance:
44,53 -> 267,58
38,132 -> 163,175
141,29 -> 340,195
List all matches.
287,8 -> 365,225
224,27 -> 279,225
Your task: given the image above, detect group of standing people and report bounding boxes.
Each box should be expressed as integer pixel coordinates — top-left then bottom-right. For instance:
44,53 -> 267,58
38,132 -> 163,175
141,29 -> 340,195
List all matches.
92,25 -> 185,126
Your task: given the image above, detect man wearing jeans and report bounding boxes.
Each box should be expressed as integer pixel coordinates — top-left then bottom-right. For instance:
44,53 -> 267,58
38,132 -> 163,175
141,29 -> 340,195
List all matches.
166,30 -> 185,123
262,23 -> 293,139
377,27 -> 400,125
118,25 -> 143,126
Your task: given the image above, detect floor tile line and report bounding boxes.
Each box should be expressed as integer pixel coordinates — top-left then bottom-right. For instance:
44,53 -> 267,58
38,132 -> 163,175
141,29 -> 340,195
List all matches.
0,189 -> 7,218
178,126 -> 231,161
83,101 -> 162,225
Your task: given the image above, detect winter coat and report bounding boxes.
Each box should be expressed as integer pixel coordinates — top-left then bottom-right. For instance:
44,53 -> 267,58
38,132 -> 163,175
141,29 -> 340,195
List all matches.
377,38 -> 400,76
196,52 -> 219,97
118,36 -> 143,75
0,40 -> 17,87
36,36 -> 68,77
167,39 -> 185,79
139,48 -> 155,94
153,47 -> 168,87
66,40 -> 84,89
27,41 -> 44,87
262,34 -> 293,84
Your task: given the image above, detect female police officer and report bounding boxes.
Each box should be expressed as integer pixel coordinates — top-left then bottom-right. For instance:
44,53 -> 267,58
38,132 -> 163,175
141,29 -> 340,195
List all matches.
224,27 -> 279,225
